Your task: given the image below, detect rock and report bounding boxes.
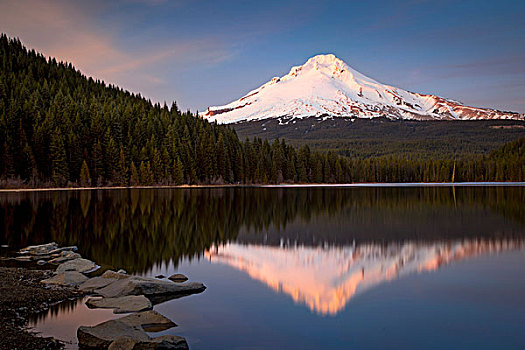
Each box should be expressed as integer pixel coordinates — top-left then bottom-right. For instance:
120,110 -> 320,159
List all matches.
108,337 -> 137,350
48,246 -> 78,254
86,295 -> 152,314
117,269 -> 127,275
56,258 -> 97,274
79,270 -> 129,292
80,277 -> 118,292
14,256 -> 33,262
95,276 -> 205,299
102,270 -> 130,280
37,260 -> 47,266
48,251 -> 81,264
168,274 -> 188,283
19,242 -> 58,255
77,311 -> 186,349
42,271 -> 88,286
118,310 -> 176,332
78,318 -> 149,348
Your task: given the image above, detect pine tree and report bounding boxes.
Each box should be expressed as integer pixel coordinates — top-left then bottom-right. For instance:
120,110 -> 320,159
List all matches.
80,160 -> 91,187
173,157 -> 184,185
50,128 -> 68,186
139,161 -> 154,186
117,148 -> 128,186
152,148 -> 163,184
130,161 -> 139,186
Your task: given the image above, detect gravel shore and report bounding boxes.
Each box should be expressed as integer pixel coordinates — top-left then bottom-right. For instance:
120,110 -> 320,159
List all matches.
0,266 -> 83,350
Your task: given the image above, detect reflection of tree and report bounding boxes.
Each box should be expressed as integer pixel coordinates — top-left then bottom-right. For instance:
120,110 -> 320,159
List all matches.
0,187 -> 524,273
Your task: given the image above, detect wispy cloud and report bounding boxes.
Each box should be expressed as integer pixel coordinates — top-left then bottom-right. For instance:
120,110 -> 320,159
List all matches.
0,0 -> 235,96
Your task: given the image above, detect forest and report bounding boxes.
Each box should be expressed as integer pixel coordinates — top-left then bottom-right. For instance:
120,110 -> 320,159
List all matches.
1,34 -> 524,187
234,116 -> 525,159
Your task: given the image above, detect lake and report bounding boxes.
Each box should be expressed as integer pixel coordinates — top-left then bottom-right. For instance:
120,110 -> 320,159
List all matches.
1,186 -> 525,349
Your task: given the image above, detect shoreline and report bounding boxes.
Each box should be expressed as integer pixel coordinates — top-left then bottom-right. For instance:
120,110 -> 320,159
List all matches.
1,181 -> 524,193
0,265 -> 84,350
2,243 -> 204,349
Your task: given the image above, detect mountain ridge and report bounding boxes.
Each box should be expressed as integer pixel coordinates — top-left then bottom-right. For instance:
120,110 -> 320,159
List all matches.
203,54 -> 524,123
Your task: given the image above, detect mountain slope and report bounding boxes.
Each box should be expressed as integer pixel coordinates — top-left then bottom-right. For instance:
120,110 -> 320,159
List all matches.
203,54 -> 524,123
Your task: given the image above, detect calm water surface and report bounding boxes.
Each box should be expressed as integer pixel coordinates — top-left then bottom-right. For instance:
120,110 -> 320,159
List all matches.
1,186 -> 524,349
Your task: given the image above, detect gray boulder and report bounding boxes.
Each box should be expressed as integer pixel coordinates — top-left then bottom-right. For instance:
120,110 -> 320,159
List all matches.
79,270 -> 129,292
95,276 -> 205,299
56,258 -> 97,274
86,295 -> 152,314
77,310 -> 187,349
78,317 -> 149,348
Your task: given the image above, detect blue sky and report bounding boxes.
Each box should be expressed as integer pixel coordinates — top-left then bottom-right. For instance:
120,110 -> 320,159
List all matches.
1,0 -> 524,112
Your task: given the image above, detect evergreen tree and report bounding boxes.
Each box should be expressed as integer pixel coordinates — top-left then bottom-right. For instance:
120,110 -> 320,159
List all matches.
80,160 -> 91,187
130,161 -> 139,186
50,128 -> 68,186
173,157 -> 184,185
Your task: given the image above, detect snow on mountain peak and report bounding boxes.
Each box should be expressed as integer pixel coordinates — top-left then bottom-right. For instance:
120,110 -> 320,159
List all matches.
202,55 -> 524,124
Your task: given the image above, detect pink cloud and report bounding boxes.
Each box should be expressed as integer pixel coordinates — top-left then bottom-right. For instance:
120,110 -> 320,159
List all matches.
0,0 -> 234,96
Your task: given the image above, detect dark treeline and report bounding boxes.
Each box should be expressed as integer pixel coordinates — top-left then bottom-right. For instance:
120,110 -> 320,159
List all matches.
234,117 -> 525,159
1,34 -> 524,187
1,187 -> 524,272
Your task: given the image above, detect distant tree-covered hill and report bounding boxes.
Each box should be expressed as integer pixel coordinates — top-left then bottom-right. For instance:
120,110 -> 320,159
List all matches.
0,34 -> 523,186
233,116 -> 525,159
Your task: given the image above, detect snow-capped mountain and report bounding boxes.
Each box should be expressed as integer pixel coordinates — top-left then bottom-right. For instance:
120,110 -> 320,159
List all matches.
202,54 -> 524,123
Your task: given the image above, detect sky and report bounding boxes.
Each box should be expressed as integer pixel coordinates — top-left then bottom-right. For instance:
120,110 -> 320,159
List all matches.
1,0 -> 524,112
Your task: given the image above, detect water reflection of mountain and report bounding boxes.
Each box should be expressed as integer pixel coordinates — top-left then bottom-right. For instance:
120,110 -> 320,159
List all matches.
207,238 -> 525,315
1,187 -> 524,272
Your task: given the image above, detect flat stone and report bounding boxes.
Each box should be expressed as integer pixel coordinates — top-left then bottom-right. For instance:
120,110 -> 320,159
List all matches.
86,295 -> 152,314
95,276 -> 205,299
42,271 -> 88,286
79,270 -> 129,292
168,274 -> 188,283
56,258 -> 97,274
48,251 -> 82,264
37,260 -> 47,266
77,311 -> 183,349
48,246 -> 78,254
118,310 -> 176,332
14,256 -> 33,262
80,277 -> 117,292
19,242 -> 58,255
